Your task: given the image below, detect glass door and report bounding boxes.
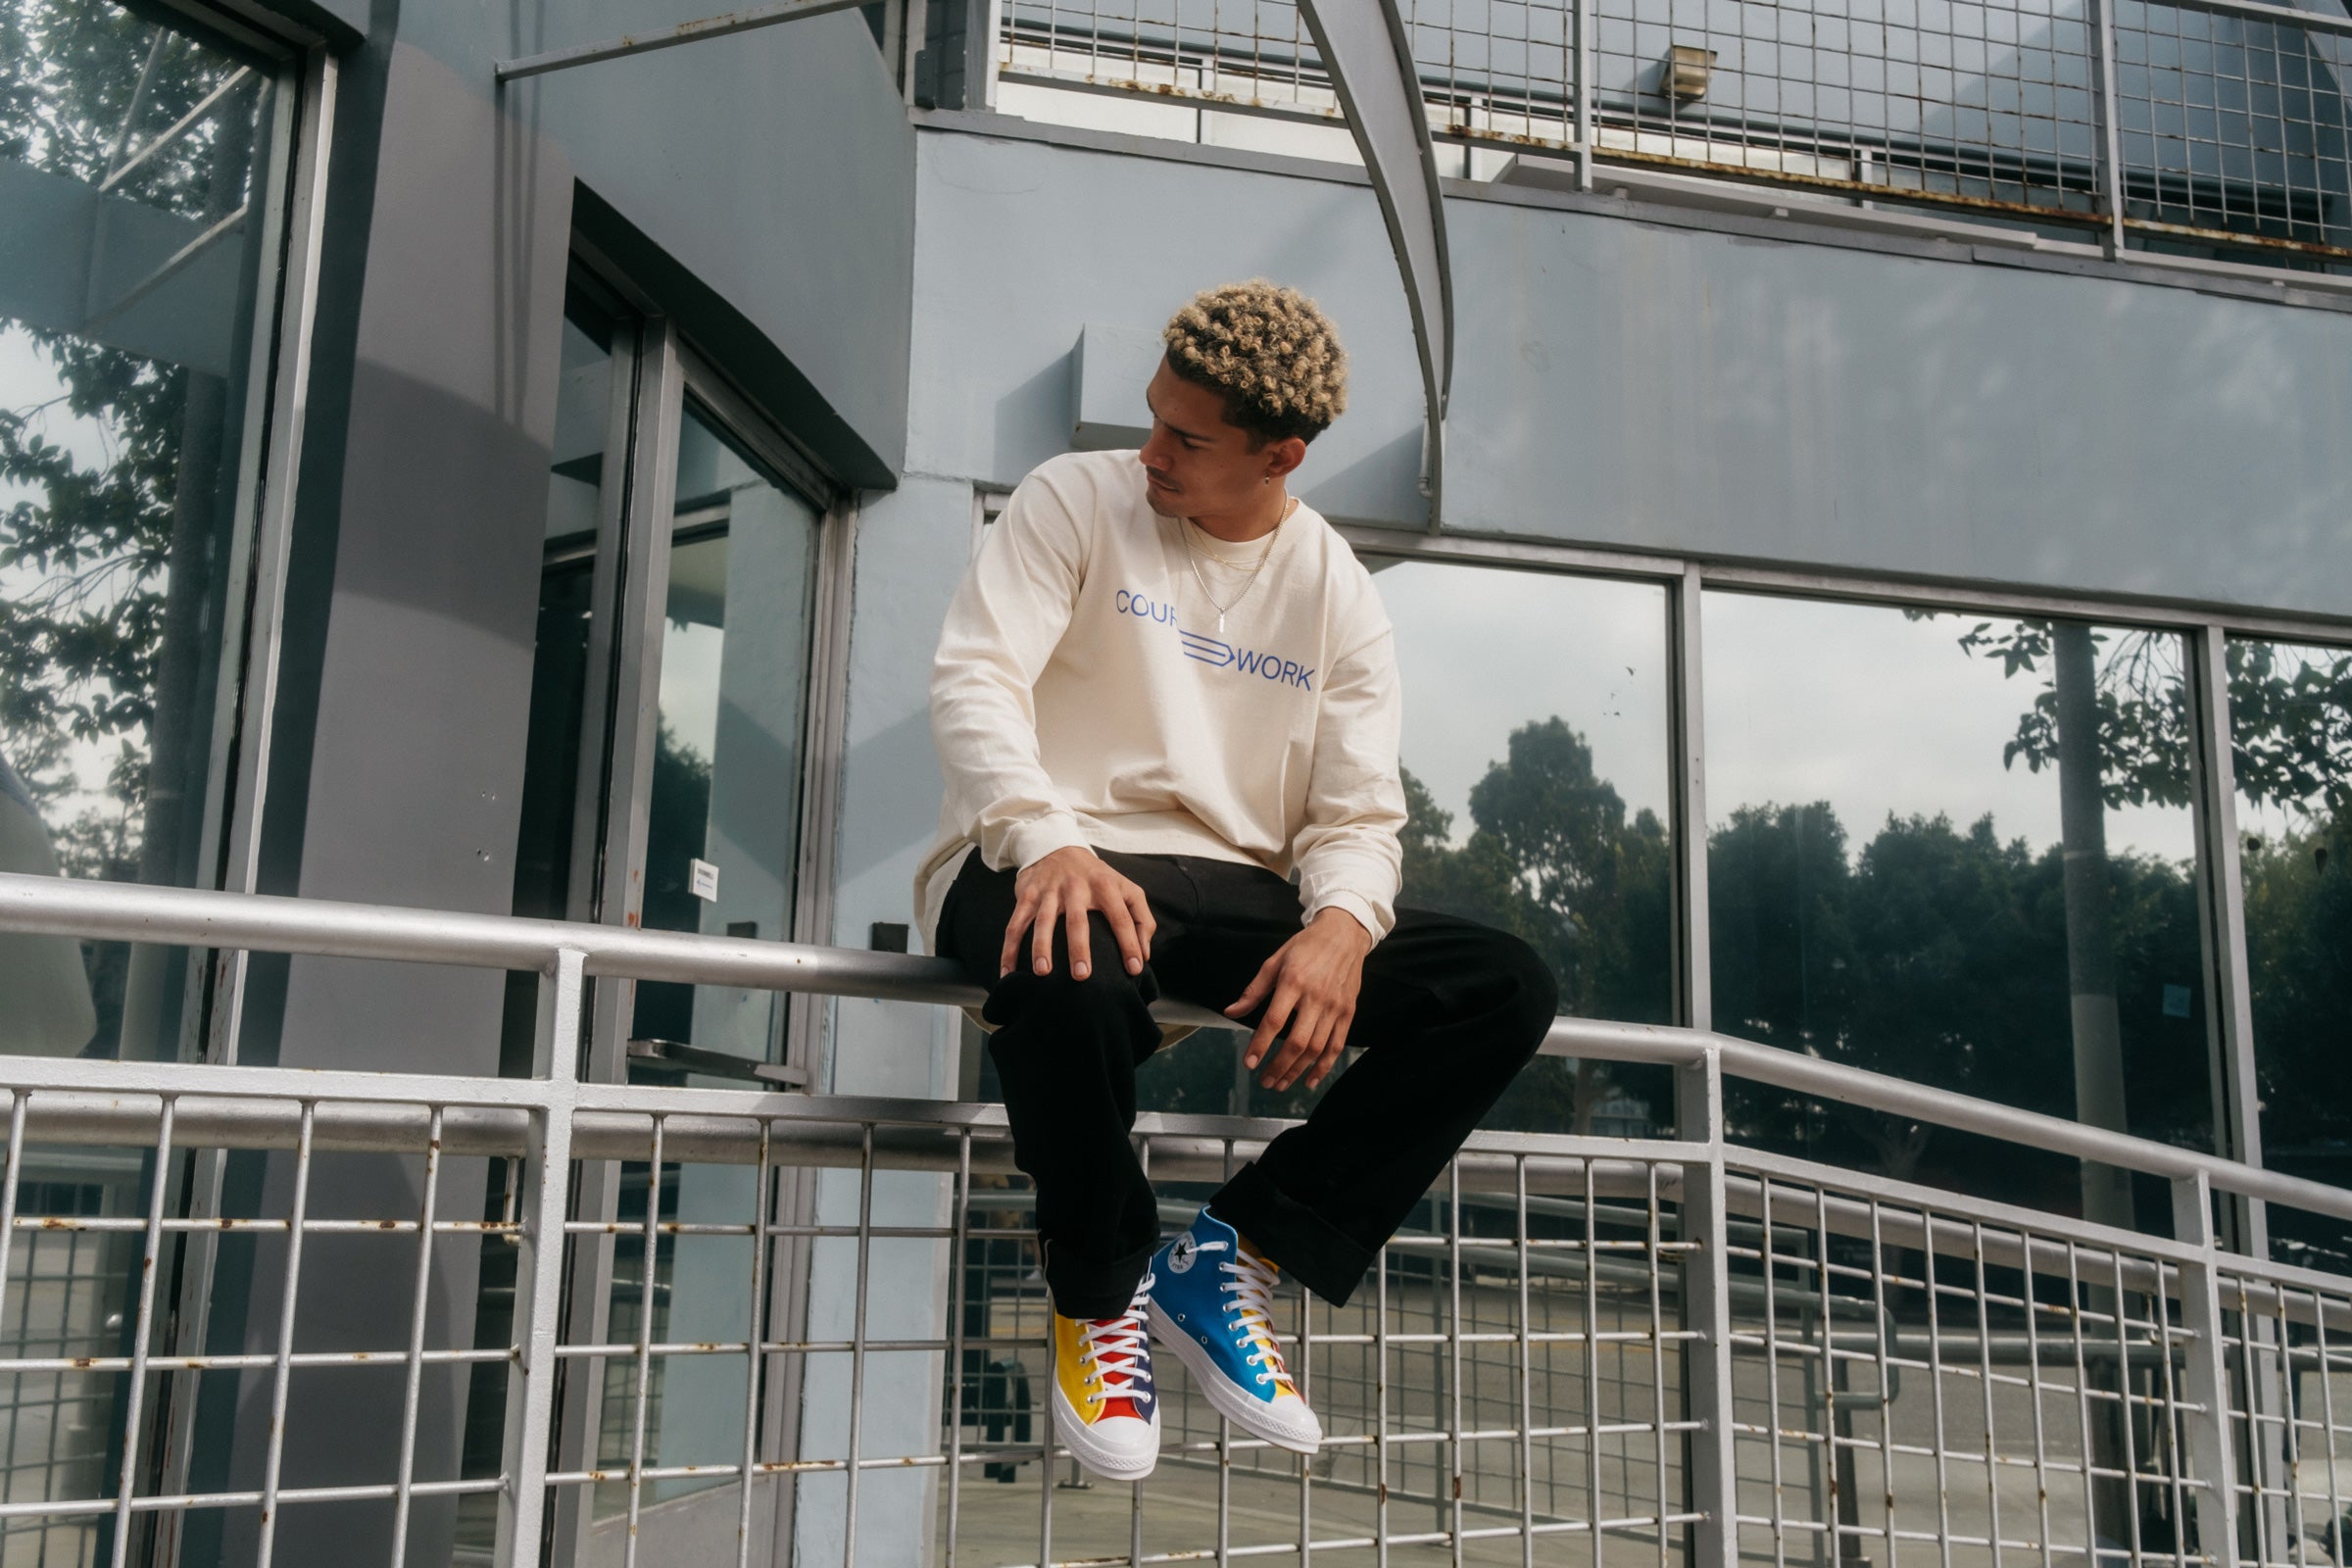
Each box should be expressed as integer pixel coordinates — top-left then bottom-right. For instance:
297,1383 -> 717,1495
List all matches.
590,386 -> 831,1528
487,278 -> 845,1561
627,397 -> 825,1071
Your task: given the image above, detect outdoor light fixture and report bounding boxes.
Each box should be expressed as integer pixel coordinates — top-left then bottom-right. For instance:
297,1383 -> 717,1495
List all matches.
1666,44 -> 1715,100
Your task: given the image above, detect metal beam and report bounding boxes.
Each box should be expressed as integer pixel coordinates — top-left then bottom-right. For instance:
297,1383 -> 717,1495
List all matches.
1296,0 -> 1453,529
493,0 -> 874,83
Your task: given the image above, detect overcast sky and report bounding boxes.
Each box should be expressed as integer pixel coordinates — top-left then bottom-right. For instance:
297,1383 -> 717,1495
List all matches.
1380,559 -> 1675,835
1379,556 -> 2202,864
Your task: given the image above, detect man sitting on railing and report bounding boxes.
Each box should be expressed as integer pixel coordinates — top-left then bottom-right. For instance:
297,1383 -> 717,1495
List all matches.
916,279 -> 1559,1482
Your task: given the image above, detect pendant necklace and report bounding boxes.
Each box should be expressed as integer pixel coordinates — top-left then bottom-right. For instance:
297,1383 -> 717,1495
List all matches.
1184,497 -> 1293,636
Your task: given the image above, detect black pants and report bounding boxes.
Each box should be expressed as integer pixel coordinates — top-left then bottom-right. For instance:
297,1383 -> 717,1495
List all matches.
936,849 -> 1558,1317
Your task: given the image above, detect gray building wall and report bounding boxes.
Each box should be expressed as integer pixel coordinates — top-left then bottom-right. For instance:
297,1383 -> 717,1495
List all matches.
209,3 -> 916,1562
832,113 -> 2352,1021
906,118 -> 2352,613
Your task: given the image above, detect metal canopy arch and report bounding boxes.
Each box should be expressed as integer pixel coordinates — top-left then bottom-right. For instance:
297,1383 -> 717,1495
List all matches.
1295,0 -> 1454,530
495,0 -> 1457,526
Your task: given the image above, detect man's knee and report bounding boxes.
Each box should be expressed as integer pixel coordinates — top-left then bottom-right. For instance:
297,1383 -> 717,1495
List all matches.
980,910 -> 1160,1050
988,960 -> 1150,1021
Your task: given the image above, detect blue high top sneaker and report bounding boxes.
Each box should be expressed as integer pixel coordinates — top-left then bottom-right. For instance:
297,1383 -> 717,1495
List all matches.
1147,1207 -> 1323,1454
1047,1272 -> 1161,1482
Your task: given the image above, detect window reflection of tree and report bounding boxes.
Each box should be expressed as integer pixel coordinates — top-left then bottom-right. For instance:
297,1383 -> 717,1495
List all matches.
1,0 -> 269,1058
2226,641 -> 2352,1271
1969,625 -> 2352,1240
0,6 -> 268,1551
1701,618 -> 2352,1238
1397,719 -> 1675,1136
1711,798 -> 2209,1196
1713,619 -> 2215,1221
1134,714 -> 1679,1135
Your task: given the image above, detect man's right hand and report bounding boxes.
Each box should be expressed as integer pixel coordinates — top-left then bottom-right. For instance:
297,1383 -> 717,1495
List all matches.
999,847 -> 1156,982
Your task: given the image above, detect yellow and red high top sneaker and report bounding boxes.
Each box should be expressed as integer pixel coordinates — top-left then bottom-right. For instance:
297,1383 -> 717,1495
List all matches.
1048,1274 -> 1160,1482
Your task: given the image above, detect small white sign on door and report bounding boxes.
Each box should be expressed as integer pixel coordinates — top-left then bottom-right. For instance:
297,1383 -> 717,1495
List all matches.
689,858 -> 721,903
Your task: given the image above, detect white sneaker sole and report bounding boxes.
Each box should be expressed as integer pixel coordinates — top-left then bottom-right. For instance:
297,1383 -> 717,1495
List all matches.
1148,1302 -> 1323,1455
1049,1380 -> 1161,1482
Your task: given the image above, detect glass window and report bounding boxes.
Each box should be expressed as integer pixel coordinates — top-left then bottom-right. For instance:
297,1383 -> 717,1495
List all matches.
1133,561 -> 1678,1133
2228,637 -> 2352,1272
1705,592 -> 2212,1226
0,1 -> 284,1064
627,400 -> 824,1068
0,3 -> 289,1554
510,292 -> 621,933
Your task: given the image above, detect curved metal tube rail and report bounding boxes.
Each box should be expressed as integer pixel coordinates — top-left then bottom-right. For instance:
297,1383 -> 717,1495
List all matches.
3,869 -> 2348,1228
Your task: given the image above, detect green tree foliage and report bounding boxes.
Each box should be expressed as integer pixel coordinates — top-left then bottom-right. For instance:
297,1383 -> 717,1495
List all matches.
1943,618 -> 2352,1230
1710,802 -> 2211,1196
2243,815 -> 2352,1151
1958,620 -> 2352,821
1,0 -> 259,878
1950,620 -> 2196,808
2229,641 -> 2352,819
1396,720 -> 1675,1134
2240,807 -> 2352,1266
1398,721 -> 1673,1027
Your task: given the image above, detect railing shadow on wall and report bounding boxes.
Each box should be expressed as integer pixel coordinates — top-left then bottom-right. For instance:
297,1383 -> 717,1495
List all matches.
0,869 -> 2349,1568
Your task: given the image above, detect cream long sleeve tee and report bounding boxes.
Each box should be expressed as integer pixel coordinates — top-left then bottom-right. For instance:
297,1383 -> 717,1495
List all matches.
915,449 -> 1406,953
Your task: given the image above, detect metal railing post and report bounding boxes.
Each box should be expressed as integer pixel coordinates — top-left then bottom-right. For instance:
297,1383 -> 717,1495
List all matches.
2172,1172 -> 2242,1568
2191,624 -> 2269,1259
1672,564 -> 1713,1035
1574,0 -> 1595,189
496,947 -> 587,1568
973,0 -> 1004,111
2089,0 -> 2129,254
1681,1051 -> 1739,1568
2233,1293 -> 2293,1564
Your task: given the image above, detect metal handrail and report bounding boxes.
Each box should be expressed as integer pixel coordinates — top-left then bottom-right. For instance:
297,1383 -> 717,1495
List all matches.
3,870 -> 2349,1229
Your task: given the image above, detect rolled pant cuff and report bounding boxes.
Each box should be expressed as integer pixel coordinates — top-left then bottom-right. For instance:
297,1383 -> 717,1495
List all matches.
1210,1163 -> 1375,1307
1044,1237 -> 1161,1321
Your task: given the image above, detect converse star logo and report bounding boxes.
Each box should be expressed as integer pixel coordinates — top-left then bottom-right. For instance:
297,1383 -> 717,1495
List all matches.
1166,1235 -> 1198,1274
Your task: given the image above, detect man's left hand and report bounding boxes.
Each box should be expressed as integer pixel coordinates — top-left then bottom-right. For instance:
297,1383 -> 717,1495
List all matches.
1225,908 -> 1372,1092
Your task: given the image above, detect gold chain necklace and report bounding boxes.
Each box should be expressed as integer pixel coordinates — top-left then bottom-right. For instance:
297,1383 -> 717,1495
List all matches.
1183,498 -> 1293,636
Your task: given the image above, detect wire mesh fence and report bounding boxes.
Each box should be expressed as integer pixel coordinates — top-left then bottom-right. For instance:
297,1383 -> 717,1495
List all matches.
992,0 -> 2352,265
1720,1158 -> 2233,1568
0,876 -> 2349,1566
2215,1261 -> 2352,1568
2109,0 -> 2352,252
0,1072 -> 2343,1567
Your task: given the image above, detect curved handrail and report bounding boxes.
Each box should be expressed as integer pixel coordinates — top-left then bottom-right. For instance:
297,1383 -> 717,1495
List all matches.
3,870 -> 2347,1226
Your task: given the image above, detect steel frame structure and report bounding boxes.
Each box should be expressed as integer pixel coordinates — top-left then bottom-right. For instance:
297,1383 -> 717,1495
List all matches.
990,0 -> 2352,280
1,872 -> 2351,1567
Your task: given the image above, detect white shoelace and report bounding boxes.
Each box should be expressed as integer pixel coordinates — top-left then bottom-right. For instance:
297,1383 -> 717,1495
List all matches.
1081,1273 -> 1155,1407
1195,1239 -> 1293,1391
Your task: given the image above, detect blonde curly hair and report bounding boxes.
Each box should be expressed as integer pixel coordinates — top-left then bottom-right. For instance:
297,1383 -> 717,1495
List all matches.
1162,280 -> 1348,445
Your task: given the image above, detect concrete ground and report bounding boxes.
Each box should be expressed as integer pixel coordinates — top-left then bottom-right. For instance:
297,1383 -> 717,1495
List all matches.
941,1455 -> 1681,1567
